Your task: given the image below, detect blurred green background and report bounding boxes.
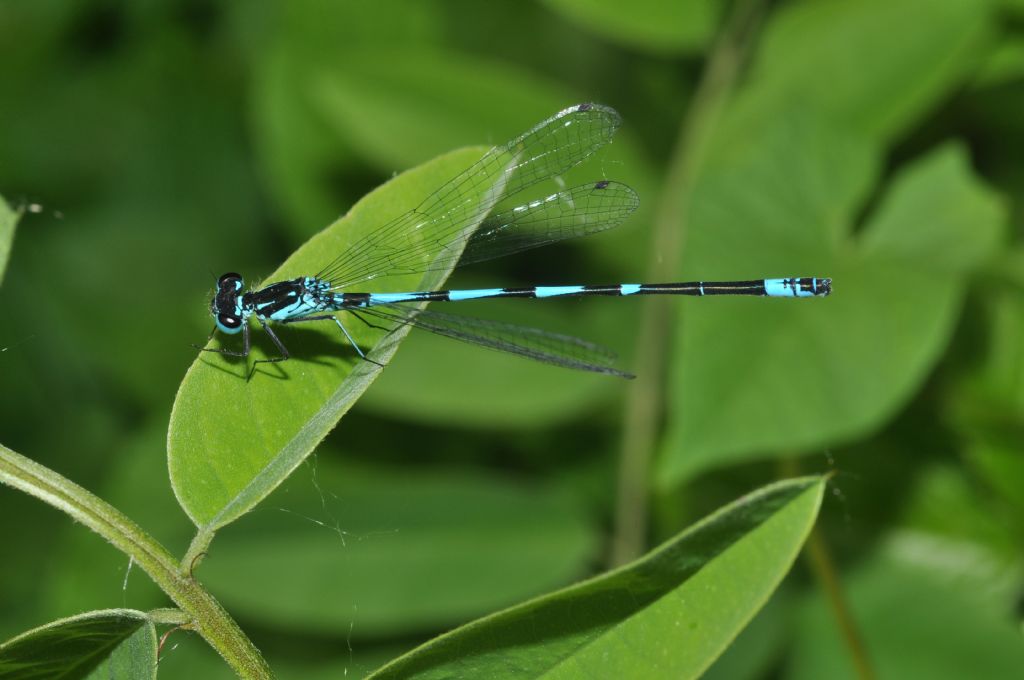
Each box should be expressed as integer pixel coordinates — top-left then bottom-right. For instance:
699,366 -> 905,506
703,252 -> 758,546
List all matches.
2,0 -> 1023,677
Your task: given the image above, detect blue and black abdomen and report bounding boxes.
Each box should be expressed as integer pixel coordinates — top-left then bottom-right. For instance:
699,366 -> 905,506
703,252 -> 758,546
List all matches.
333,277 -> 831,308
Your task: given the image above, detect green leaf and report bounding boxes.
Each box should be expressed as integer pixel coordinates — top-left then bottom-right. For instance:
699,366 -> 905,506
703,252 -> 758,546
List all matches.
702,591 -> 793,680
726,0 -> 996,144
0,609 -> 156,680
199,459 -> 598,635
168,146 -> 488,531
660,118 -> 1005,484
84,620 -> 158,680
542,0 -> 718,55
368,476 -> 825,680
0,194 -> 19,285
788,535 -> 1024,679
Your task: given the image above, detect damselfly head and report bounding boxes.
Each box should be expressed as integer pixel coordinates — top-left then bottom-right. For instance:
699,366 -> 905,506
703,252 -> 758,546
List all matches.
212,272 -> 245,334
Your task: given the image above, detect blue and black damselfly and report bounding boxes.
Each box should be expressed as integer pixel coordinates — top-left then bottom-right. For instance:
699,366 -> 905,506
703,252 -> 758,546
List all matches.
200,104 -> 830,379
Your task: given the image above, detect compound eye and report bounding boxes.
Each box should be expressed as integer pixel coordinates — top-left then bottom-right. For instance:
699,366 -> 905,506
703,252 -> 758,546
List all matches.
218,272 -> 242,289
217,314 -> 242,330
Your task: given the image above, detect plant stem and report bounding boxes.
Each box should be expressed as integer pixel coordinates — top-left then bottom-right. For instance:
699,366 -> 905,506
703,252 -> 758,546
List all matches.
0,443 -> 272,679
611,0 -> 766,566
780,457 -> 874,679
804,526 -> 876,680
183,527 -> 216,574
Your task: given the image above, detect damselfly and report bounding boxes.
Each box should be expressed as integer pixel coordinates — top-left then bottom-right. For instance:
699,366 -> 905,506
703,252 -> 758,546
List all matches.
200,104 -> 830,379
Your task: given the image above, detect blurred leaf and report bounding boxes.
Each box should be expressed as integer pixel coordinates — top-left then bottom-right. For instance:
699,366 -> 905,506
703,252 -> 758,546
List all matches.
247,0 -> 444,232
169,146 -> 486,530
201,459 -> 598,636
727,0 -> 995,144
947,286 -> 1024,517
661,118 -> 1005,484
31,199 -> 259,403
962,289 -> 1024,414
311,48 -> 581,172
901,464 -> 1020,562
369,476 -> 825,680
0,20 -> 266,405
0,609 -> 156,680
0,2 -> 77,72
247,6 -> 471,236
541,0 -> 717,55
159,632 -> 405,680
788,534 -> 1024,679
973,36 -> 1024,89
249,44 -> 360,239
968,443 -> 1024,516
0,194 -> 18,285
257,0 -> 442,53
1004,0 -> 1024,14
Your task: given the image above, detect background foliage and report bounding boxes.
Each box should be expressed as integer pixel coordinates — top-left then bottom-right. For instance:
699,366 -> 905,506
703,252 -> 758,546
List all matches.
1,0 -> 1023,677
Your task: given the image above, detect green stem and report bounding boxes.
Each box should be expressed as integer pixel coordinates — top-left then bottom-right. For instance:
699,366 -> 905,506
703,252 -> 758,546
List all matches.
183,527 -> 216,574
804,527 -> 877,680
780,458 -> 874,679
0,443 -> 272,679
148,608 -> 191,626
611,0 -> 766,566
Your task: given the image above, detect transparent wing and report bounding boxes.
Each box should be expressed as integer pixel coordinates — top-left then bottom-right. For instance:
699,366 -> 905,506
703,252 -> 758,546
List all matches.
459,181 -> 638,267
356,303 -> 633,378
319,103 -> 623,290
